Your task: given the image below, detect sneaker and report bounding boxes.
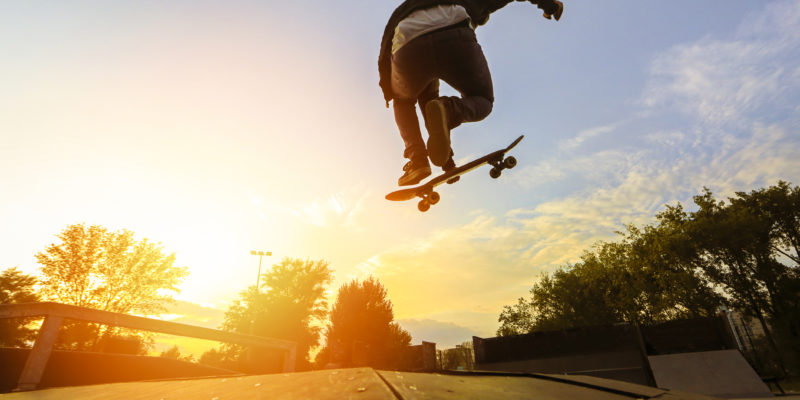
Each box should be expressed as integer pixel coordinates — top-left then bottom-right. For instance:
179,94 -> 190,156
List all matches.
424,99 -> 451,167
398,158 -> 431,186
443,155 -> 460,184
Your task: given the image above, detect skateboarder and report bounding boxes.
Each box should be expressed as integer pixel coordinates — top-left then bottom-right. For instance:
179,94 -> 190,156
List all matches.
380,0 -> 564,186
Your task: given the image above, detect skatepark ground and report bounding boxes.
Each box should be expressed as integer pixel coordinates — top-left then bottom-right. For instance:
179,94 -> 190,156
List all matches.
0,368 -> 797,400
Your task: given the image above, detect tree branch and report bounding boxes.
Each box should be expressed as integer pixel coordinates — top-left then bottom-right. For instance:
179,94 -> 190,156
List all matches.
771,245 -> 800,265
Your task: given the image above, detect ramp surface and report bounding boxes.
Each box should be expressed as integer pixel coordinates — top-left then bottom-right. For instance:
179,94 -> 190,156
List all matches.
648,350 -> 772,398
0,367 -> 720,399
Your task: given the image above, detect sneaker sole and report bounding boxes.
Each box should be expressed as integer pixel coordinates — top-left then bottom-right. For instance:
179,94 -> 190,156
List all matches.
425,101 -> 450,167
398,167 -> 431,186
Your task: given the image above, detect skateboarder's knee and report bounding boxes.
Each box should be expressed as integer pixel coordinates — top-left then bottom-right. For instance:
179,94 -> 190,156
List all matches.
471,97 -> 493,121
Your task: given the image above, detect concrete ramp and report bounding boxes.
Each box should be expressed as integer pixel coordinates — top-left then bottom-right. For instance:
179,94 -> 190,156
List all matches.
648,350 -> 771,398
0,368 -> 719,399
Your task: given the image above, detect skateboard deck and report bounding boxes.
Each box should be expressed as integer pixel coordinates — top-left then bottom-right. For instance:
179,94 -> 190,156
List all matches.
386,135 -> 524,212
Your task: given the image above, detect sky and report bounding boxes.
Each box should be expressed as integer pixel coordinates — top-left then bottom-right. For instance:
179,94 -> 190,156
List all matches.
2,0 -> 799,353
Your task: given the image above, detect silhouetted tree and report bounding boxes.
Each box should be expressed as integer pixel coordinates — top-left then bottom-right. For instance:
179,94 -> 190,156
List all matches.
729,182 -> 800,363
498,222 -> 722,335
199,347 -> 232,369
0,268 -> 40,347
440,341 -> 475,371
35,223 -> 188,351
159,344 -> 196,362
317,277 -> 411,369
213,258 -> 333,371
670,184 -> 800,373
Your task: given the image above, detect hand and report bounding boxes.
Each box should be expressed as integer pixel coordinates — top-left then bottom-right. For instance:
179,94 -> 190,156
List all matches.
543,0 -> 563,21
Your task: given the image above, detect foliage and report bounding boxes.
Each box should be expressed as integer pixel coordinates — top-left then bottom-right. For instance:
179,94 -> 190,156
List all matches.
672,183 -> 800,373
439,341 -> 475,371
497,181 -> 800,374
34,223 -> 188,351
0,268 -> 40,347
212,258 -> 333,372
498,222 -> 722,335
97,333 -> 152,355
198,347 -> 230,368
317,277 -> 411,369
159,345 -> 196,363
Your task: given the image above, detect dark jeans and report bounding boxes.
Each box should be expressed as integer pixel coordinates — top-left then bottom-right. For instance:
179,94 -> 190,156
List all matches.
391,25 -> 494,161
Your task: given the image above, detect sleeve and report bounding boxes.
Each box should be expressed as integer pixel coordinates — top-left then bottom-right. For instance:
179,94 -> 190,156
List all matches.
378,8 -> 404,104
378,38 -> 393,103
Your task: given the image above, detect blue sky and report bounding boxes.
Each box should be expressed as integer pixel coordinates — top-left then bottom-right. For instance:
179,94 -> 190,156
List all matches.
1,0 -> 799,352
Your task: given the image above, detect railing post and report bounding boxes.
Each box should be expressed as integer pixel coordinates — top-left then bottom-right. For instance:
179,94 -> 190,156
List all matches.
15,315 -> 64,392
282,344 -> 296,373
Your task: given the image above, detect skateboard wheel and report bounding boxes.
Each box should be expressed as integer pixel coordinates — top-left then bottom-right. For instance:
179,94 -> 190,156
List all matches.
504,156 -> 517,169
418,199 -> 431,212
429,191 -> 440,205
490,167 -> 502,179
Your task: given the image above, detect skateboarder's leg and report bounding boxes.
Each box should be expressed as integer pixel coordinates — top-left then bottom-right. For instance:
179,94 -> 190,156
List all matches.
417,80 -> 440,124
418,81 -> 457,178
393,98 -> 426,161
439,27 -> 494,129
418,26 -> 494,166
391,43 -> 438,185
393,98 -> 432,186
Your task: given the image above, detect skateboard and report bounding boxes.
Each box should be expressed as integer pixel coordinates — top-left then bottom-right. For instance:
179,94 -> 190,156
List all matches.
386,135 -> 524,212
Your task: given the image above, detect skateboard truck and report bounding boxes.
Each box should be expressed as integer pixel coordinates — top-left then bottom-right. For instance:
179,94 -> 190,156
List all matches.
489,155 -> 517,179
416,190 -> 441,212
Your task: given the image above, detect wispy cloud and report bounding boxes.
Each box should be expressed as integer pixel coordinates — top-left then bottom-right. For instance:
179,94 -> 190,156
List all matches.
643,130 -> 688,148
291,187 -> 371,230
642,0 -> 800,127
516,149 -> 639,190
251,185 -> 372,230
558,123 -> 618,150
365,214 -> 550,319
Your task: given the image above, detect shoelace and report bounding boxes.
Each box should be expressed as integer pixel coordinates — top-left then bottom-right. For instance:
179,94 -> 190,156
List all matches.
403,160 -> 428,172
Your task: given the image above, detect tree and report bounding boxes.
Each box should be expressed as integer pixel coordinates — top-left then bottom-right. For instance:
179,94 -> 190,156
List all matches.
159,345 -> 196,363
672,185 -> 800,373
215,258 -> 333,372
35,223 -> 188,351
497,222 -> 722,335
731,182 -> 800,354
496,182 -> 800,374
318,277 -> 411,369
199,347 -> 233,369
0,268 -> 40,347
439,341 -> 475,371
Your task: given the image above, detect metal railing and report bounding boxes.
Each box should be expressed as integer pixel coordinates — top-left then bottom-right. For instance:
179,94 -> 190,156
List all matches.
0,302 -> 297,391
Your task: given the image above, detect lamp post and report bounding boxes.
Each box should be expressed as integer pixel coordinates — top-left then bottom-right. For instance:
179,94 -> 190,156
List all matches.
250,250 -> 272,292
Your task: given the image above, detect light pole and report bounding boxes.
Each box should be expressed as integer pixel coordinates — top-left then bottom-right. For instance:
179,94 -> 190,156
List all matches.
250,250 -> 272,292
